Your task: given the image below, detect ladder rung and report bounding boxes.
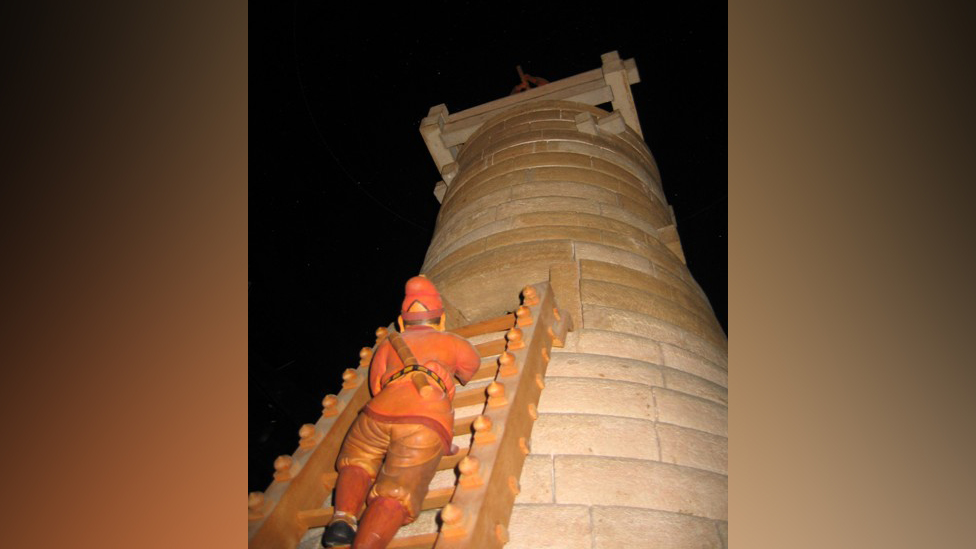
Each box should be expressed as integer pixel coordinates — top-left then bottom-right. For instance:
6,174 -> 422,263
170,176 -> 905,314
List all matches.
322,471 -> 338,490
389,532 -> 438,549
438,446 -> 468,470
449,313 -> 515,338
298,487 -> 456,529
453,385 -> 487,408
453,414 -> 476,436
420,486 -> 455,510
297,507 -> 332,528
474,338 -> 506,357
305,526 -> 438,549
470,359 -> 499,382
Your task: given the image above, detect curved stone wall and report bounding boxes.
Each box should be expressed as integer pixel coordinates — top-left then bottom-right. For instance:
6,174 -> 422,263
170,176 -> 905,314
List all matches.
424,99 -> 728,548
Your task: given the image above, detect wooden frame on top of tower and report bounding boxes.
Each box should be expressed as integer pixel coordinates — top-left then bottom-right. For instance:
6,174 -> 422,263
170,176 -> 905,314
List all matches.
420,50 -> 643,201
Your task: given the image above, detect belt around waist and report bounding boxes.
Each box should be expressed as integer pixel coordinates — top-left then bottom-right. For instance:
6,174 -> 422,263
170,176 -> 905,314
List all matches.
383,364 -> 448,394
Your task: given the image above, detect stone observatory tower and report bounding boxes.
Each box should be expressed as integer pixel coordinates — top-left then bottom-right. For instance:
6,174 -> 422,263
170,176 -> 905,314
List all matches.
418,52 -> 728,547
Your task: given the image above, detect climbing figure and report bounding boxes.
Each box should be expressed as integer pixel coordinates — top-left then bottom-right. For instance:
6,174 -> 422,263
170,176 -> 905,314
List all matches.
322,276 -> 481,548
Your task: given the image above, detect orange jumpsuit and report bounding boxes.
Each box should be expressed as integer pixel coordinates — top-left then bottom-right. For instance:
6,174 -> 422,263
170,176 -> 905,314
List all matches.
336,325 -> 480,522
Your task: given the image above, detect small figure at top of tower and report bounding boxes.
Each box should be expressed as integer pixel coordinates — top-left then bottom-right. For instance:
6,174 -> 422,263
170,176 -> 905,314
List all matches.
510,65 -> 549,95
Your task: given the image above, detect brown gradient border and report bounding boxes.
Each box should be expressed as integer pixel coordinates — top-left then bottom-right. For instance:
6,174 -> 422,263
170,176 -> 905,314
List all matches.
732,2 -> 976,548
0,1 -> 246,547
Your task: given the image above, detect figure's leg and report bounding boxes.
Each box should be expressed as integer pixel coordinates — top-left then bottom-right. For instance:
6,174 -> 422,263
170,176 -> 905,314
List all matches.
323,414 -> 389,547
353,424 -> 444,549
350,497 -> 407,549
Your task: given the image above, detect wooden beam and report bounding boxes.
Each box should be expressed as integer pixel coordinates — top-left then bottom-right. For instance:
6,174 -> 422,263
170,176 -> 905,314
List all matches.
421,53 -> 641,161
389,533 -> 439,549
443,61 -> 638,126
470,360 -> 499,382
419,104 -> 457,173
440,79 -> 613,148
453,385 -> 488,408
297,486 -> 457,530
448,313 -> 514,338
434,282 -> 560,549
474,338 -> 506,358
601,51 -> 643,137
438,447 -> 469,471
453,415 -> 476,436
249,362 -> 373,549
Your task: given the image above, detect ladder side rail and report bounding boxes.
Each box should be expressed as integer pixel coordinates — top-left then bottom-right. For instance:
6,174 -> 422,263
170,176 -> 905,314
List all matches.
248,328 -> 390,548
434,282 -> 564,549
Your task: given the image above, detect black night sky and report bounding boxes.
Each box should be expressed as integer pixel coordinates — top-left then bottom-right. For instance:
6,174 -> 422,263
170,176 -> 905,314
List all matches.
249,3 -> 727,492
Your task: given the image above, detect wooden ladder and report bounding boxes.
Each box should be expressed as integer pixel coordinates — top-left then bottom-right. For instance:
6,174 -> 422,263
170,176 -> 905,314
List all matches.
248,282 -> 572,549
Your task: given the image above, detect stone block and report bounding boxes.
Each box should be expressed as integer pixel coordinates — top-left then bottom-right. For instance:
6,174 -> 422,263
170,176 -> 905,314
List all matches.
599,201 -> 668,234
498,108 -> 566,130
663,367 -> 728,406
574,242 -> 652,274
487,128 -> 545,154
528,119 -> 576,131
490,141 -> 536,165
537,377 -> 654,420
576,212 -> 649,241
554,455 -> 727,520
485,226 -> 604,253
617,129 -> 661,179
717,520 -> 728,547
545,138 -> 652,193
574,329 -> 664,365
510,151 -> 592,171
433,180 -> 447,203
589,155 -> 655,198
654,387 -> 727,437
582,303 -> 697,351
436,192 -> 500,232
433,261 -> 560,321
660,344 -> 728,389
596,110 -> 627,134
580,259 -> 673,300
580,279 -> 686,323
546,352 -> 664,387
496,196 -> 602,220
531,413 -> 659,460
506,504 -> 592,549
426,218 -> 510,268
540,125 -> 644,164
529,165 -> 621,193
510,180 -> 618,204
514,454 -> 553,504
422,238 -> 487,277
657,423 -> 728,475
591,507 -> 723,548
575,111 -> 597,134
428,238 -> 573,282
510,211 -> 582,229
590,156 -> 664,205
597,230 -> 652,258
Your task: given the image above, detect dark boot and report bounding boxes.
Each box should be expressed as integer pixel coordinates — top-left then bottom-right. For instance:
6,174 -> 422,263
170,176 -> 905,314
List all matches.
321,517 -> 357,547
324,466 -> 372,547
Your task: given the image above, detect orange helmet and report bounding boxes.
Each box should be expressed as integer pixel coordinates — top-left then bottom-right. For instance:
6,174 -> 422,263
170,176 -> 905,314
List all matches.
400,275 -> 444,322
